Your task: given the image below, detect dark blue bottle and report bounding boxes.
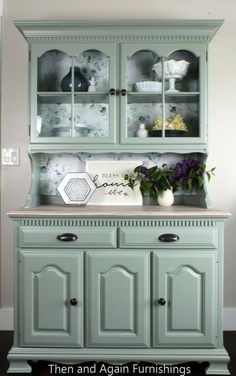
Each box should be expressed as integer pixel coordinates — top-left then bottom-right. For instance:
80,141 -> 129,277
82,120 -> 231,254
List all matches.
61,67 -> 89,92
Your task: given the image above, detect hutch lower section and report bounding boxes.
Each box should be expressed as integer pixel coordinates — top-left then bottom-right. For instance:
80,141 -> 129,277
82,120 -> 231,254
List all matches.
7,207 -> 230,375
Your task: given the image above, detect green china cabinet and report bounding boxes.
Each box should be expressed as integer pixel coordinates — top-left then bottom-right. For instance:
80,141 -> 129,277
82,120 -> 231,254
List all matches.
7,20 -> 231,375
15,19 -> 222,153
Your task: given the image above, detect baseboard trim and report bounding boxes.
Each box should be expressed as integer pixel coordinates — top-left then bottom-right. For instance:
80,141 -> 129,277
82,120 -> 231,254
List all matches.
1,307 -> 236,331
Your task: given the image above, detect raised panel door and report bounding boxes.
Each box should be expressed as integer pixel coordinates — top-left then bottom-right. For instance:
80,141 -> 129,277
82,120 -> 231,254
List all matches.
86,251 -> 150,347
153,251 -> 217,347
19,250 -> 83,346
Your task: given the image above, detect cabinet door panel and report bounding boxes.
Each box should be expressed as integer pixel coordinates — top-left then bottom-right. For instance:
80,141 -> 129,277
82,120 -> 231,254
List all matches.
31,43 -> 116,145
20,250 -> 83,347
153,251 -> 216,347
120,43 -> 206,147
86,251 -> 150,347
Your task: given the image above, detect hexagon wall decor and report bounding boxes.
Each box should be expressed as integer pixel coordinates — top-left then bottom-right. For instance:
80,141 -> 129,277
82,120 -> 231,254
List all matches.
57,172 -> 96,205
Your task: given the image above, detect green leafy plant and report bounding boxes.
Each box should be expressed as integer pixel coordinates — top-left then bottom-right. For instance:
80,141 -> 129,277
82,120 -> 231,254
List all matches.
125,164 -> 175,197
124,159 -> 215,197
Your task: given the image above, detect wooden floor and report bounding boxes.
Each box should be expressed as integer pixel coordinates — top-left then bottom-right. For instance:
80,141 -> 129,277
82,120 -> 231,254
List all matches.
1,331 -> 236,375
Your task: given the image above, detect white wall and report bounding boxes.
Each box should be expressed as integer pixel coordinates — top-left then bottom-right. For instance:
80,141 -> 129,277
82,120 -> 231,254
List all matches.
1,0 -> 236,328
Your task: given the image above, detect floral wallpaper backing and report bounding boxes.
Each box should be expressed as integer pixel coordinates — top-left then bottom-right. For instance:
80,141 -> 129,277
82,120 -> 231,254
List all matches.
39,152 -> 201,196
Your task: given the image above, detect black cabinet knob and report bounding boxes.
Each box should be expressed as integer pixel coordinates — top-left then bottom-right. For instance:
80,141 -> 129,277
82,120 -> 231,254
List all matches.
120,89 -> 127,96
158,298 -> 166,306
158,233 -> 179,242
57,233 -> 78,242
70,298 -> 78,306
109,88 -> 116,95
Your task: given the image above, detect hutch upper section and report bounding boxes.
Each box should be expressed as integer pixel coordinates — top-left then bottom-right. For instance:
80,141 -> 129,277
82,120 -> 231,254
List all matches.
15,20 -> 223,153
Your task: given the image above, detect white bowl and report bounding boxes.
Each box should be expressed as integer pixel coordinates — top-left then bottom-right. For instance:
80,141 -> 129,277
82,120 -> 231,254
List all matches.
152,59 -> 190,80
135,81 -> 162,93
74,124 -> 92,137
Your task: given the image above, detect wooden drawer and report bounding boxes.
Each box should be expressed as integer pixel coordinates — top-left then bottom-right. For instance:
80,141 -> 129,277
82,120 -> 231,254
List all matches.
119,227 -> 218,249
18,226 -> 117,248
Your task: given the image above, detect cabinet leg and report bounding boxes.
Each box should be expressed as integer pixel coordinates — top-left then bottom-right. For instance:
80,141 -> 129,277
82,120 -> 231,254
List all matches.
7,359 -> 32,374
206,361 -> 230,375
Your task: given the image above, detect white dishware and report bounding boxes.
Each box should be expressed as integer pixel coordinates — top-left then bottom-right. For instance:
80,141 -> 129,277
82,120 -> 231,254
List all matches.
136,123 -> 148,137
53,126 -> 71,137
152,59 -> 190,93
74,124 -> 92,137
135,81 -> 162,93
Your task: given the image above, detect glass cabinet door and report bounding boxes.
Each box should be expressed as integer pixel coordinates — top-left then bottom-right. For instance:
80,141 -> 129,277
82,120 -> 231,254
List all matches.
31,44 -> 116,143
120,44 -> 205,146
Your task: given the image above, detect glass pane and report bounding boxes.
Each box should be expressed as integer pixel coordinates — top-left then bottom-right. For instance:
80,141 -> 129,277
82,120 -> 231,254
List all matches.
72,49 -> 110,138
38,50 -> 72,92
74,96 -> 109,138
74,49 -> 109,92
158,50 -> 200,138
148,97 -> 199,138
127,50 -> 160,92
127,95 -> 162,137
164,96 -> 199,137
126,49 -> 200,139
165,50 -> 199,93
37,95 -> 72,137
126,50 -> 161,138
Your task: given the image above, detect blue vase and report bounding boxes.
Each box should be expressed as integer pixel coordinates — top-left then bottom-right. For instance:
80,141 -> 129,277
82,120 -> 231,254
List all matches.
61,67 -> 89,92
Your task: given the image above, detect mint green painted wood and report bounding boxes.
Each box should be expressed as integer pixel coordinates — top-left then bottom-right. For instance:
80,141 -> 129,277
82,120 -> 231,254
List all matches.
30,43 -> 116,145
7,213 -> 230,374
120,43 -> 206,146
86,251 -> 150,347
14,19 -> 223,154
153,251 -> 216,347
19,250 -> 83,346
119,226 -> 217,248
18,226 -> 117,248
7,346 -> 230,374
7,359 -> 32,374
14,20 -> 223,43
28,142 -> 208,153
8,18 -> 228,374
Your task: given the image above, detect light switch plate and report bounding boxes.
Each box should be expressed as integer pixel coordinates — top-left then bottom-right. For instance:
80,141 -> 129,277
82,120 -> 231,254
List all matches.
2,148 -> 20,166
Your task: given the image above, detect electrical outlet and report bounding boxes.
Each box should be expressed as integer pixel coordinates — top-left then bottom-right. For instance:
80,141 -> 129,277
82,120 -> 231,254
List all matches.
2,148 -> 20,166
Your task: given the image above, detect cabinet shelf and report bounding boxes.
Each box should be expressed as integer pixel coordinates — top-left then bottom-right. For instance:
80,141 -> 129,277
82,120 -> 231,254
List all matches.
74,92 -> 109,104
128,92 -> 200,104
37,93 -> 72,104
38,92 -> 109,104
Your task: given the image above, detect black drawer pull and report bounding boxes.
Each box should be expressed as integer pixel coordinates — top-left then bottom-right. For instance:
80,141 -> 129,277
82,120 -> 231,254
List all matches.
57,233 -> 78,242
158,298 -> 166,306
158,233 -> 179,242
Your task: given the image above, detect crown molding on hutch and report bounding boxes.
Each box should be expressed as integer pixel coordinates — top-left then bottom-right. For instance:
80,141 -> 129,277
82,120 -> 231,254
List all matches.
14,19 -> 224,43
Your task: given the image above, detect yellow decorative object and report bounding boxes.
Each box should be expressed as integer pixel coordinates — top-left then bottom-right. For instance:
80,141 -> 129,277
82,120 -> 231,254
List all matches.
153,114 -> 188,132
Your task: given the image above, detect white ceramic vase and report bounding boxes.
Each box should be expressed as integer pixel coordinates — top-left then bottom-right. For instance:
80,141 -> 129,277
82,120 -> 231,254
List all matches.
157,189 -> 174,207
136,123 -> 148,137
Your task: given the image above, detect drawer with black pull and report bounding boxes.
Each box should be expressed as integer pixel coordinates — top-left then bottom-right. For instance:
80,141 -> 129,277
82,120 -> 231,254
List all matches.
119,227 -> 217,249
18,226 -> 117,248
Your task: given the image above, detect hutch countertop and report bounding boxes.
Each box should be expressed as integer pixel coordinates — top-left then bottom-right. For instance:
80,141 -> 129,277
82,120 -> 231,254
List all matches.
8,205 -> 230,218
